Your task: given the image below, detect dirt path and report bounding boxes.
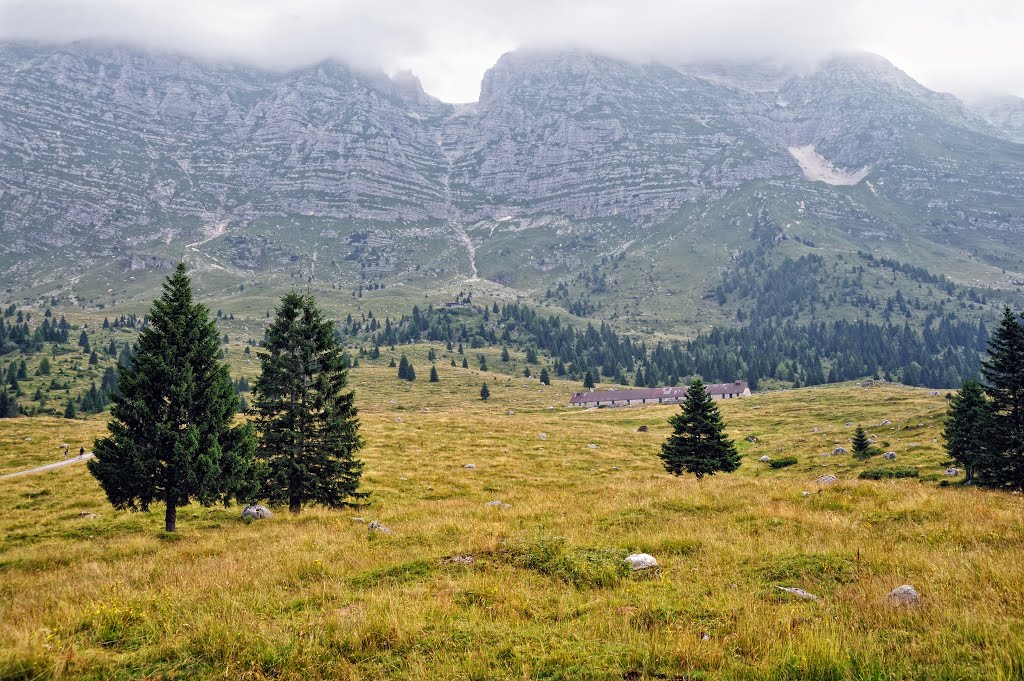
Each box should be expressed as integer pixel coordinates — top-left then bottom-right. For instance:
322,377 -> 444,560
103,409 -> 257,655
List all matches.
0,453 -> 94,480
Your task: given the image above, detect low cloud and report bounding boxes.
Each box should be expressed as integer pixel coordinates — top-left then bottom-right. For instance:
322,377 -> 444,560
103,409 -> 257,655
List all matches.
1,0 -> 1021,101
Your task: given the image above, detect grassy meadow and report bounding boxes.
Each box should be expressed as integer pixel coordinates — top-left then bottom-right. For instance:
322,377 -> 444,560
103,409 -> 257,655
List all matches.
1,364 -> 1023,680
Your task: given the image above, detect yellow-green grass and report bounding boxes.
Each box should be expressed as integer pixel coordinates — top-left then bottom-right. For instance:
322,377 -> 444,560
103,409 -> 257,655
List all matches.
1,378 -> 1023,680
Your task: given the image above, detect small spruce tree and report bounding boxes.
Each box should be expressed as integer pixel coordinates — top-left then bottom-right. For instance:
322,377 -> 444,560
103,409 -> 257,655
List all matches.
583,371 -> 595,390
943,379 -> 992,483
429,365 -> 439,382
851,426 -> 874,459
539,367 -> 550,385
659,379 -> 741,479
480,383 -> 490,401
461,357 -> 469,369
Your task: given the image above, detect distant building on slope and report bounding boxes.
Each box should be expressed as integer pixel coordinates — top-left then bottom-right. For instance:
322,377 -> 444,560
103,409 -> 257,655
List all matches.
569,382 -> 751,408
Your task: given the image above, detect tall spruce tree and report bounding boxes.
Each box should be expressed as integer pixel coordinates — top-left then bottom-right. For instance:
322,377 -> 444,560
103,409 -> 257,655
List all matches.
252,292 -> 365,514
659,379 -> 741,479
88,264 -> 257,532
429,364 -> 439,382
979,307 -> 1024,486
943,380 -> 992,483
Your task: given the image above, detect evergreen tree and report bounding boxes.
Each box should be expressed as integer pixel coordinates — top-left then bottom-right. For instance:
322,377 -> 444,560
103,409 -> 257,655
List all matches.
943,380 -> 992,483
851,426 -> 874,459
479,355 -> 488,371
88,264 -> 257,532
397,355 -> 416,381
17,360 -> 27,380
63,398 -> 76,419
539,367 -> 550,385
980,307 -> 1024,486
480,383 -> 490,401
461,357 -> 469,369
0,388 -> 18,418
89,350 -> 99,365
429,365 -> 439,382
523,366 -> 531,378
583,371 -> 595,390
36,357 -> 50,376
501,346 -> 510,362
251,292 -> 365,514
658,379 -> 741,479
427,348 -> 437,362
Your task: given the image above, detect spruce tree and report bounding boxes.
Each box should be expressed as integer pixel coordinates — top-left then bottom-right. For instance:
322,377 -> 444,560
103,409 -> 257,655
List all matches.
980,307 -> 1024,486
462,357 -> 469,369
88,264 -> 257,532
539,367 -> 550,385
659,379 -> 741,479
501,346 -> 510,362
429,365 -> 439,382
252,292 -> 365,514
480,383 -> 490,401
851,426 -> 873,459
943,380 -> 992,483
63,398 -> 76,419
583,371 -> 595,390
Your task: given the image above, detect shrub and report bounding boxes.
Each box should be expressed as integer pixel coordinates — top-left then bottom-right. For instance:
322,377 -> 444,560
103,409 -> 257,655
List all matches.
768,456 -> 799,469
858,467 -> 919,480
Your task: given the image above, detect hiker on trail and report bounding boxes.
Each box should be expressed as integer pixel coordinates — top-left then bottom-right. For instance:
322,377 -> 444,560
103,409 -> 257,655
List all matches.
63,446 -> 68,459
79,447 -> 84,458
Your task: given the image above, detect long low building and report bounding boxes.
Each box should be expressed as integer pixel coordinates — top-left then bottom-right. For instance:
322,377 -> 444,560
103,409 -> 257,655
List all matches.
569,382 -> 750,408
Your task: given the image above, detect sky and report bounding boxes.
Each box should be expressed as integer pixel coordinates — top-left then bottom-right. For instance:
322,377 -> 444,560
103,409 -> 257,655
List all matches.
1,0 -> 1022,102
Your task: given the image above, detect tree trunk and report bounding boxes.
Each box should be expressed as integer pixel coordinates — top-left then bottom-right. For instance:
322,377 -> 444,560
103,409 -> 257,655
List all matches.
289,495 -> 302,514
165,498 -> 177,532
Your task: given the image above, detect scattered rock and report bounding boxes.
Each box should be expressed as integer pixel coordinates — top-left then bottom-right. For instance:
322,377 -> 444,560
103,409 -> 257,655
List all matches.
463,464 -> 476,469
506,409 -> 515,415
399,477 -> 408,481
801,491 -> 811,497
700,631 -> 710,641
883,452 -> 897,460
908,443 -> 919,449
758,455 -> 772,463
368,521 -> 392,535
24,437 -> 31,441
816,475 -> 838,485
832,447 -> 848,455
845,422 -> 854,427
611,466 -> 620,470
442,555 -> 475,566
811,427 -> 821,433
929,391 -> 941,397
485,499 -> 511,509
78,512 -> 97,519
351,517 -> 366,523
587,443 -> 598,449
776,586 -> 818,601
240,504 -> 273,520
395,417 -> 403,423
624,553 -> 659,570
944,467 -> 959,476
637,425 -> 649,433
745,435 -> 758,443
886,585 -> 921,605
537,433 -> 548,440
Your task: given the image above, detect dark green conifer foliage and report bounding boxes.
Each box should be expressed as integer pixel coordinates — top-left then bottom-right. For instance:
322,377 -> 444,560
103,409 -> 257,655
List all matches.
252,292 -> 365,514
539,367 -> 550,385
851,426 -> 873,459
659,379 -> 741,479
88,264 -> 257,532
980,307 -> 1024,485
944,379 -> 992,483
461,357 -> 469,369
501,346 -> 510,362
480,383 -> 490,401
0,388 -> 18,418
429,364 -> 439,382
583,371 -> 595,390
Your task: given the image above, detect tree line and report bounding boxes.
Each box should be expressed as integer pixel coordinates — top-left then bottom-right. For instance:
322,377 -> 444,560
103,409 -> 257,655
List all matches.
338,299 -> 985,390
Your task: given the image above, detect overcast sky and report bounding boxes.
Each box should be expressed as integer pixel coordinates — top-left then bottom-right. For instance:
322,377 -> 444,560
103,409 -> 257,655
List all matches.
1,0 -> 1022,102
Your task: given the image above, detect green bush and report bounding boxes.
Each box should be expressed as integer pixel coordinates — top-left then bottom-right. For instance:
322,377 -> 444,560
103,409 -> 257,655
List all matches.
858,467 -> 919,480
768,456 -> 799,469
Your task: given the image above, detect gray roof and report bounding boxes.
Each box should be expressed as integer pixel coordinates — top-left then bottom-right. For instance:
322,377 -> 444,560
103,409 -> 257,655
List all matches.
569,382 -> 748,404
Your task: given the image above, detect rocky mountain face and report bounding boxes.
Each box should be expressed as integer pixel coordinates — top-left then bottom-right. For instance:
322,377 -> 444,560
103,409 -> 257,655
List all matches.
966,94 -> 1024,144
1,41 -> 1023,324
